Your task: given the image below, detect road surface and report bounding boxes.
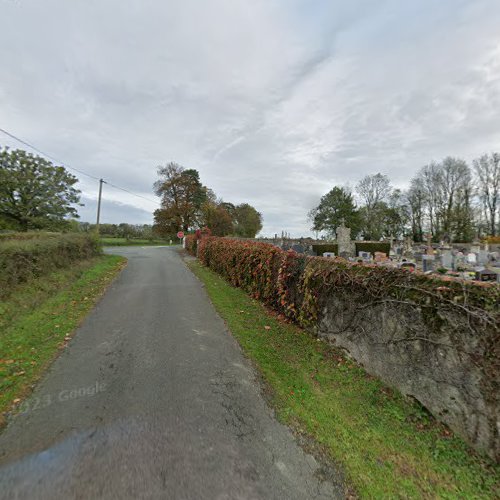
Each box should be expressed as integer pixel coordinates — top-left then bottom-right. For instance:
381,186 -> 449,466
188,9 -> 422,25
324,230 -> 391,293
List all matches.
0,246 -> 343,499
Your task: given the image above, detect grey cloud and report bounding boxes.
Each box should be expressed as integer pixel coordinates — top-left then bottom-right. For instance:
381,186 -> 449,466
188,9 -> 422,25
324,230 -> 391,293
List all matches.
1,0 -> 499,236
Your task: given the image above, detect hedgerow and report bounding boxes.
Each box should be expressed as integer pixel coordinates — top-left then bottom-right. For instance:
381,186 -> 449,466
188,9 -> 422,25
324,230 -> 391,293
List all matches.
0,231 -> 62,241
0,233 -> 101,299
311,243 -> 338,256
198,237 -> 499,326
354,241 -> 391,256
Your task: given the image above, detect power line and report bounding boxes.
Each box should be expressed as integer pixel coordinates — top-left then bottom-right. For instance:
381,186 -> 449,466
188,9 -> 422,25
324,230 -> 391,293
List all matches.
106,181 -> 160,206
0,127 -> 101,181
0,126 -> 160,207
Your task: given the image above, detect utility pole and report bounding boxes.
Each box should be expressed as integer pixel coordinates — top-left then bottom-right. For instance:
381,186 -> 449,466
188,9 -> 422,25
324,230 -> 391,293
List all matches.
96,178 -> 105,233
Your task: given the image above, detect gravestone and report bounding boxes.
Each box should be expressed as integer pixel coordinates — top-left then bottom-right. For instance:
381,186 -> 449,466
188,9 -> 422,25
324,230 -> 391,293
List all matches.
403,237 -> 413,257
477,250 -> 488,266
291,244 -> 305,254
440,250 -> 453,269
358,251 -> 372,261
470,244 -> 481,255
425,233 -> 433,255
422,254 -> 435,272
336,223 -> 355,258
467,252 -> 477,265
454,252 -> 465,270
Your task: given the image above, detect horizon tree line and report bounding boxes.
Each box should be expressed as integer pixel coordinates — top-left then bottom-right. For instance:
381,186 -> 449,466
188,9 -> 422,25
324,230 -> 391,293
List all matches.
309,152 -> 499,242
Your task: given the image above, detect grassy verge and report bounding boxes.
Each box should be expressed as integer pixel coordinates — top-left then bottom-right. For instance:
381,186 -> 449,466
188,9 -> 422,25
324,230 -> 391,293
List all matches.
100,237 -> 176,246
188,260 -> 499,499
0,255 -> 126,423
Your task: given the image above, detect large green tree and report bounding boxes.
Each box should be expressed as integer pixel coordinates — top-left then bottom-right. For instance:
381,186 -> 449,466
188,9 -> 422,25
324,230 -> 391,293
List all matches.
153,162 -> 207,234
0,147 -> 80,231
233,203 -> 263,238
309,187 -> 360,237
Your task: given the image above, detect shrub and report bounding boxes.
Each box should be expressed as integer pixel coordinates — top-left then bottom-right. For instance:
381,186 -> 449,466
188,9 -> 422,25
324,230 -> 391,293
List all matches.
0,233 -> 101,299
483,235 -> 500,244
311,244 -> 338,256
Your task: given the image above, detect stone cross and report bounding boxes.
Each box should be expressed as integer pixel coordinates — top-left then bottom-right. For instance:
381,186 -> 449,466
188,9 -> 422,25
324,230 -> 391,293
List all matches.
336,223 -> 355,257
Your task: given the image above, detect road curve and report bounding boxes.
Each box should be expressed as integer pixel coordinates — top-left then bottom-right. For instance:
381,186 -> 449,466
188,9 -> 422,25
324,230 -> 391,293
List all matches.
0,246 -> 343,499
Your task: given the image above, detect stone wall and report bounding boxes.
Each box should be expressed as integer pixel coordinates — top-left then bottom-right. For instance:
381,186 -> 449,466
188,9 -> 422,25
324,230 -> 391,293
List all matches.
317,293 -> 499,461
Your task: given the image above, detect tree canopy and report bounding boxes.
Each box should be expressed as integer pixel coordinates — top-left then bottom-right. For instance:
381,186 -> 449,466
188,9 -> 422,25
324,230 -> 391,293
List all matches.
308,187 -> 360,237
153,162 -> 262,238
153,162 -> 208,234
233,203 -> 263,238
0,147 -> 81,231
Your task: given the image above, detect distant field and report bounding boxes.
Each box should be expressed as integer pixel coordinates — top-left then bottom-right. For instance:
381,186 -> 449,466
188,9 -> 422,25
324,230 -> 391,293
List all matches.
99,237 -> 178,246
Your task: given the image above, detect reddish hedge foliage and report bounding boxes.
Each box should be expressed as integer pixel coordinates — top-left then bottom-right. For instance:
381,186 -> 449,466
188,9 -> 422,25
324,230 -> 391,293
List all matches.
197,236 -> 499,328
185,234 -> 197,256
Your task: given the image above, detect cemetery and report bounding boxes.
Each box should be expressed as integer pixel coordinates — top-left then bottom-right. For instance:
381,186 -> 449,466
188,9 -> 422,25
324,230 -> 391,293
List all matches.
253,224 -> 500,285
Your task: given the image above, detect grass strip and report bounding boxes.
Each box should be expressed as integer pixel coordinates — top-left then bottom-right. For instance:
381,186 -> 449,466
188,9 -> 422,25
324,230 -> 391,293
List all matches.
188,259 -> 499,499
0,255 -> 126,423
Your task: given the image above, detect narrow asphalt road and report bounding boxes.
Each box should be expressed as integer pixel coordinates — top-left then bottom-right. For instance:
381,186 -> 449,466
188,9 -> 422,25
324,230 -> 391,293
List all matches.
0,246 -> 343,499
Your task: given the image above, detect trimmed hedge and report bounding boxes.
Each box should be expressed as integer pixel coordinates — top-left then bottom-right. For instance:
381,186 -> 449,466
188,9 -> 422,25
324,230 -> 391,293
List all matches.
0,231 -> 62,241
311,244 -> 338,256
185,234 -> 197,256
0,233 -> 101,299
355,242 -> 391,256
198,237 -> 498,324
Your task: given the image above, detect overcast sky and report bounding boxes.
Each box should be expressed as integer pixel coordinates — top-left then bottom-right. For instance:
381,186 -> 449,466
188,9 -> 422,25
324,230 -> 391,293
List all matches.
1,0 -> 500,236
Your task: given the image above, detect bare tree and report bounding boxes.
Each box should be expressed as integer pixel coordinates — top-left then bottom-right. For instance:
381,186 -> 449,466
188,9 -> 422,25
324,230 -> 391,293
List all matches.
411,158 -> 474,242
355,173 -> 393,239
419,162 -> 444,238
473,153 -> 500,237
356,173 -> 392,209
407,177 -> 426,242
439,157 -> 474,241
